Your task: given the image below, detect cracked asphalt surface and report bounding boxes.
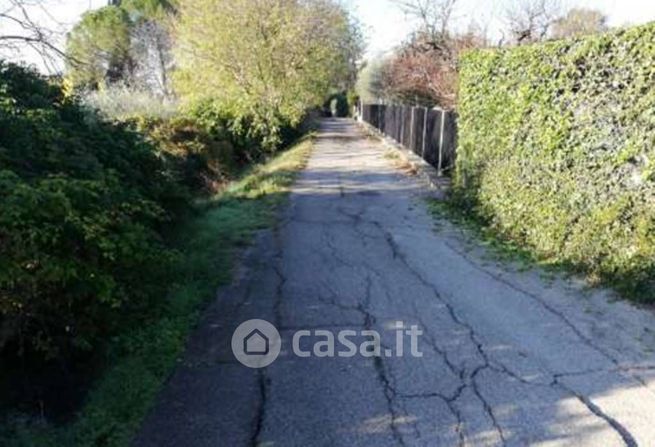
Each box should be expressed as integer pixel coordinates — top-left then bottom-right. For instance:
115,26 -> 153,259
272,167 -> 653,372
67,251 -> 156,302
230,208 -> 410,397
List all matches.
135,119 -> 655,447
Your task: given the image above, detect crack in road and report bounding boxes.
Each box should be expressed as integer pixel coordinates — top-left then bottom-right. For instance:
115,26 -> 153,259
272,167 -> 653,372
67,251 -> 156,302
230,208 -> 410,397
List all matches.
323,196 -> 641,446
251,369 -> 270,447
135,119 -> 655,447
261,122 -> 651,446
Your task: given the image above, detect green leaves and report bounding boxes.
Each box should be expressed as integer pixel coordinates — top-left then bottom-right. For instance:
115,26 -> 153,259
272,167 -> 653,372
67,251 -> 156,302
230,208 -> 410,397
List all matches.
66,6 -> 133,89
0,63 -> 187,361
456,23 -> 655,300
173,0 -> 362,150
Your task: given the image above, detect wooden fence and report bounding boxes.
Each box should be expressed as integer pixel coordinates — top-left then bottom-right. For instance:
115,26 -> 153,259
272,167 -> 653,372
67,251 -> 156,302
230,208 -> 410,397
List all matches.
359,103 -> 457,175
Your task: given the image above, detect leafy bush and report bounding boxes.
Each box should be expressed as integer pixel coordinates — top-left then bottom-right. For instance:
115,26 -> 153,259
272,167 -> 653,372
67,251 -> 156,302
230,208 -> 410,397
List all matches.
0,62 -> 188,362
326,92 -> 349,117
128,115 -> 238,194
456,23 -> 655,299
186,100 -> 307,161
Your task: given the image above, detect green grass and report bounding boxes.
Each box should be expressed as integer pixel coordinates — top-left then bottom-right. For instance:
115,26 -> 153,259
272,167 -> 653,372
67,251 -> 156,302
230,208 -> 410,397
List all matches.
425,198 -> 562,277
2,135 -> 314,447
426,198 -> 650,295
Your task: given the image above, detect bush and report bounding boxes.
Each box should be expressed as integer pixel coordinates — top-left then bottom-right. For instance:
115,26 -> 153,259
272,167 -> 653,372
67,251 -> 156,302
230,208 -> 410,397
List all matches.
456,23 -> 655,299
325,92 -> 349,117
128,116 -> 238,194
0,62 -> 188,362
187,100 -> 306,159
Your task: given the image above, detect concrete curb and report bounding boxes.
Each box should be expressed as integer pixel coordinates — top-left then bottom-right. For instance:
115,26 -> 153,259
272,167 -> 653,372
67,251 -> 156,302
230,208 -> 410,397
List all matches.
356,120 -> 451,200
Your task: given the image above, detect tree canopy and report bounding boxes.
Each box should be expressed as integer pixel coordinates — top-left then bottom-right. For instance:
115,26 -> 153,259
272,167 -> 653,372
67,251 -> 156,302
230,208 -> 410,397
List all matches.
65,0 -> 175,91
173,0 -> 363,149
65,6 -> 133,89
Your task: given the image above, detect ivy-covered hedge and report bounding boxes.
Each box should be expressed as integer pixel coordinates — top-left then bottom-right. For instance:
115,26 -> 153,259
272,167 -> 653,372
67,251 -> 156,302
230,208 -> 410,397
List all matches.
456,24 -> 655,299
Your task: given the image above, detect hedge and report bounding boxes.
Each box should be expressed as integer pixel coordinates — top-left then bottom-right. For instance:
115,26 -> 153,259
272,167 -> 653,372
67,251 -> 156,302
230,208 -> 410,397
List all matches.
455,24 -> 655,299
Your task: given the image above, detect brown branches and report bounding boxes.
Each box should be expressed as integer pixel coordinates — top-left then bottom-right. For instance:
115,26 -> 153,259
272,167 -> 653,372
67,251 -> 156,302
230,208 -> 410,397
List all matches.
0,0 -> 69,72
504,0 -> 561,45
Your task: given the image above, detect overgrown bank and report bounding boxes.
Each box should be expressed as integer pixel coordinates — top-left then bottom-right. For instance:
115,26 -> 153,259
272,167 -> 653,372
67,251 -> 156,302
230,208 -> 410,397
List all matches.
455,23 -> 655,300
0,62 -> 314,446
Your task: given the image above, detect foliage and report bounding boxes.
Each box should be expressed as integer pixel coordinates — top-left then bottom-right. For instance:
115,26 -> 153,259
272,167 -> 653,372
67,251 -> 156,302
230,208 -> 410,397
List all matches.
128,115 -> 240,194
0,62 -> 188,362
325,92 -> 349,117
129,18 -> 174,96
426,199 -> 539,268
355,58 -> 392,104
173,0 -> 363,150
0,134 -> 314,447
82,90 -> 278,195
456,23 -> 655,299
363,0 -> 486,108
65,0 -> 175,93
121,0 -> 177,20
381,30 -> 484,108
65,6 -> 133,89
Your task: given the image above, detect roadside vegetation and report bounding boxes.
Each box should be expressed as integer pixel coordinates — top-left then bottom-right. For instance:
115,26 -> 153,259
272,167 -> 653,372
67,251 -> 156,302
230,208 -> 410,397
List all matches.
0,0 -> 362,444
356,0 -> 610,110
355,1 -> 653,302
2,134 -> 313,447
455,22 -> 655,301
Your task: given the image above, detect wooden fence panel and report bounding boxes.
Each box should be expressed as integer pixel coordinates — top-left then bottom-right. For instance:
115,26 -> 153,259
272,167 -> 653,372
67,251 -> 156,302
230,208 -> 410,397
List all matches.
359,103 -> 457,175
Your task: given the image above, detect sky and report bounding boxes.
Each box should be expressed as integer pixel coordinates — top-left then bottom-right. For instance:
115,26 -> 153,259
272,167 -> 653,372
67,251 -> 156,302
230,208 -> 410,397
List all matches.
2,0 -> 655,71
348,0 -> 655,58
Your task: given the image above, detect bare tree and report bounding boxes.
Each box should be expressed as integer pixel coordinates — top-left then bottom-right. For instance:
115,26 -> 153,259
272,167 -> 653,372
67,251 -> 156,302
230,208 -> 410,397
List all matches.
0,0 -> 70,72
552,8 -> 608,39
385,0 -> 489,108
505,0 -> 561,45
393,0 -> 459,40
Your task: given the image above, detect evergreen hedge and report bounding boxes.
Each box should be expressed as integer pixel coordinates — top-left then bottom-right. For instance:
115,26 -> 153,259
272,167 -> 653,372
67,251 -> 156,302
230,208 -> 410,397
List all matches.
456,24 -> 655,299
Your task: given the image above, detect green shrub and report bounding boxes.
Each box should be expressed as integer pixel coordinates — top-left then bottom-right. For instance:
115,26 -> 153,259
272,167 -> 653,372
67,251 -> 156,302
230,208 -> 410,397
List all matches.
0,62 -> 188,362
456,24 -> 655,299
187,99 -> 305,158
325,92 -> 349,117
128,116 -> 238,194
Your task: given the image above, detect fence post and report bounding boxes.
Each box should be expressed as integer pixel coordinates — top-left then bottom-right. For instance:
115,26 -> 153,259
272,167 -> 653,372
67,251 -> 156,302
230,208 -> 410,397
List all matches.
437,109 -> 446,176
421,107 -> 428,159
410,107 -> 415,152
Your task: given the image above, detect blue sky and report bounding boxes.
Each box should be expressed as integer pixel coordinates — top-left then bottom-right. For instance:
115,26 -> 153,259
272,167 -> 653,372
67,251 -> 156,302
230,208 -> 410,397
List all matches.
2,0 -> 655,70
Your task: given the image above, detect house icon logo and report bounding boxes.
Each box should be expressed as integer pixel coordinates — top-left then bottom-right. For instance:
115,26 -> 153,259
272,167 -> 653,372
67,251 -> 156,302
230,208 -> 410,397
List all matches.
232,319 -> 281,368
244,329 -> 269,355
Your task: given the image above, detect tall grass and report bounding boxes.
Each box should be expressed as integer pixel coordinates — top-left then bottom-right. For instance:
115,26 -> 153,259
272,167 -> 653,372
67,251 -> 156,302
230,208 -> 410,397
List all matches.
81,84 -> 179,121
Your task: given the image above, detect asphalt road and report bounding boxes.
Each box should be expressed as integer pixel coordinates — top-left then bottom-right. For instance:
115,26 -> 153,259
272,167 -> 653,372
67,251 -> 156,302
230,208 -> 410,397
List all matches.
135,119 -> 655,447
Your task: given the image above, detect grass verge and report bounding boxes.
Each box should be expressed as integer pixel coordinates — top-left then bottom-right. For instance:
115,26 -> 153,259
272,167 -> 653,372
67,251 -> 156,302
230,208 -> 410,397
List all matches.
2,135 -> 314,447
425,199 -> 563,276
426,198 -> 655,298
